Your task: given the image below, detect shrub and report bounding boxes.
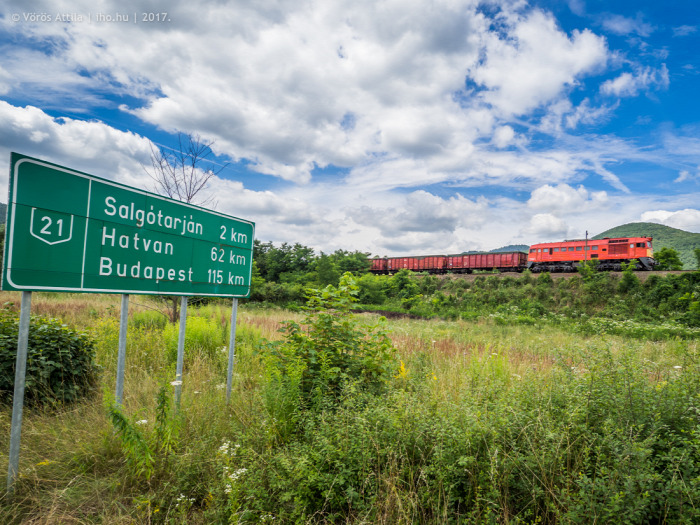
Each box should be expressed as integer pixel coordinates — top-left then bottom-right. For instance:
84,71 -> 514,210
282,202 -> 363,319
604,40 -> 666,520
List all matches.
356,273 -> 388,305
537,271 -> 553,285
0,309 -> 99,404
262,273 -> 397,421
618,260 -> 640,294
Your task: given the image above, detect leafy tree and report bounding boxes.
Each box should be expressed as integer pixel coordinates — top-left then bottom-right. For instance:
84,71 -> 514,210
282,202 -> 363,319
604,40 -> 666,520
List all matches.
249,261 -> 267,301
331,249 -> 371,275
255,242 -> 316,283
315,254 -> 340,287
253,240 -> 274,281
695,248 -> 700,271
654,247 -> 683,271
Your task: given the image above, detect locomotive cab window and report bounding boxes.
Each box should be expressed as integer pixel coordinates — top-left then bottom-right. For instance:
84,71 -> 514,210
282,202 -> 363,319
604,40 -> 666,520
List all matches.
591,246 -> 598,250
636,243 -> 645,248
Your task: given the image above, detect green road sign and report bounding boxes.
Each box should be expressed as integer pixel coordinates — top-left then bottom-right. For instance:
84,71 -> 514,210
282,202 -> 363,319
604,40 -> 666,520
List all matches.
2,153 -> 255,297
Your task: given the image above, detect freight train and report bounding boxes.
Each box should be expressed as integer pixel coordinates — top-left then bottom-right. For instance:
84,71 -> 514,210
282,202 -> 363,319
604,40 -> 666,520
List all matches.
369,236 -> 656,274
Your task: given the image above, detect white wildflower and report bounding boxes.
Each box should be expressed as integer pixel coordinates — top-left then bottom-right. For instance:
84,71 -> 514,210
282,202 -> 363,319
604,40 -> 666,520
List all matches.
135,419 -> 148,425
170,380 -> 183,386
229,468 -> 247,481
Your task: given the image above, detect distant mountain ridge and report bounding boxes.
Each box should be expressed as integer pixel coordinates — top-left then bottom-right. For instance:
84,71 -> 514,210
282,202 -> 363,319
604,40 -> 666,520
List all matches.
593,222 -> 700,270
490,244 -> 529,253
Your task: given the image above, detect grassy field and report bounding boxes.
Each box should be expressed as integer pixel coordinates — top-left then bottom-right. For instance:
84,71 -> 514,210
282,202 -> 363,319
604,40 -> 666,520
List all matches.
1,289 -> 699,524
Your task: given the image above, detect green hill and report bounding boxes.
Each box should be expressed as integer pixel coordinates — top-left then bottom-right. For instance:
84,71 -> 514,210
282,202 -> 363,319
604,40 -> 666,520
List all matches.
459,245 -> 529,255
490,244 -> 529,253
593,222 -> 700,270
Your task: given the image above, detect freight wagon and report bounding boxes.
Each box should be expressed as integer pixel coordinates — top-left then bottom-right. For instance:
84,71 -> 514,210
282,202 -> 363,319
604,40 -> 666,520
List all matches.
447,252 -> 528,273
369,252 -> 527,274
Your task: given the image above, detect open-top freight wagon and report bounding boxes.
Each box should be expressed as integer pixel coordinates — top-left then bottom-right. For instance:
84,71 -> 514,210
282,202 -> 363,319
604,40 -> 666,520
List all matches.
369,252 -> 527,274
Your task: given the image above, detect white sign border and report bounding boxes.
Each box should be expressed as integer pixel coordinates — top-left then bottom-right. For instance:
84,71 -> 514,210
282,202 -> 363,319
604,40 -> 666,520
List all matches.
4,156 -> 255,298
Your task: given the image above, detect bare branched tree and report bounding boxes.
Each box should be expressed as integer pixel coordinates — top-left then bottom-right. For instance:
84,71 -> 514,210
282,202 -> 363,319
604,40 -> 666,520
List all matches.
148,132 -> 226,207
145,132 -> 228,322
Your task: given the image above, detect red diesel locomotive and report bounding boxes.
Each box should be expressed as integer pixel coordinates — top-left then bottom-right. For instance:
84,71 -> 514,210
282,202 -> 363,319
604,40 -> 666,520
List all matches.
369,236 -> 656,275
527,236 -> 655,272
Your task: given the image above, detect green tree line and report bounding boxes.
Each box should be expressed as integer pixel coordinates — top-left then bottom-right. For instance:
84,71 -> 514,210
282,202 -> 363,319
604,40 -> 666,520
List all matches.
250,242 -> 700,331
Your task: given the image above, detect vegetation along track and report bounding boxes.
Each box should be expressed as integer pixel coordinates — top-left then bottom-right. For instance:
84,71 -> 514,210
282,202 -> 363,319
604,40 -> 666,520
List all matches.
435,269 -> 692,283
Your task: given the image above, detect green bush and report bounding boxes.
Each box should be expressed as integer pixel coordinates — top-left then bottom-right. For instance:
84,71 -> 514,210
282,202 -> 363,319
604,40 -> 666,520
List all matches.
0,310 -> 99,404
356,273 -> 388,305
262,273 -> 397,424
537,271 -> 553,285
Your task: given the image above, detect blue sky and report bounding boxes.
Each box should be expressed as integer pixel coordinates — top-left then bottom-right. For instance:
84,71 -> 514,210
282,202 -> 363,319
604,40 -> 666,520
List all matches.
1,0 -> 699,256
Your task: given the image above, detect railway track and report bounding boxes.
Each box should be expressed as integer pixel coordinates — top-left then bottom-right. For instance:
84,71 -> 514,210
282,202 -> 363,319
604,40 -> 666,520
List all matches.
434,270 -> 694,282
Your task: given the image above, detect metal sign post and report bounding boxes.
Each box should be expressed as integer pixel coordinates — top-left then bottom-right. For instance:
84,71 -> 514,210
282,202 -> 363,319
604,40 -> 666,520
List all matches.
226,298 -> 239,403
115,294 -> 129,406
6,291 -> 32,494
174,296 -> 188,409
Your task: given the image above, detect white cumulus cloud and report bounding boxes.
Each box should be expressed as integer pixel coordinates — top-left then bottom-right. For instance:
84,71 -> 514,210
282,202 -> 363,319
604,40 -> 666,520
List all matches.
527,183 -> 608,214
470,9 -> 607,117
521,213 -> 570,239
641,209 -> 700,232
600,65 -> 669,97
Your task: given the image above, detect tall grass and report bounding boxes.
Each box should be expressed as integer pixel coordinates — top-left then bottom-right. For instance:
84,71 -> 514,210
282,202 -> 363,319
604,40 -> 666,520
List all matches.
0,290 -> 698,523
